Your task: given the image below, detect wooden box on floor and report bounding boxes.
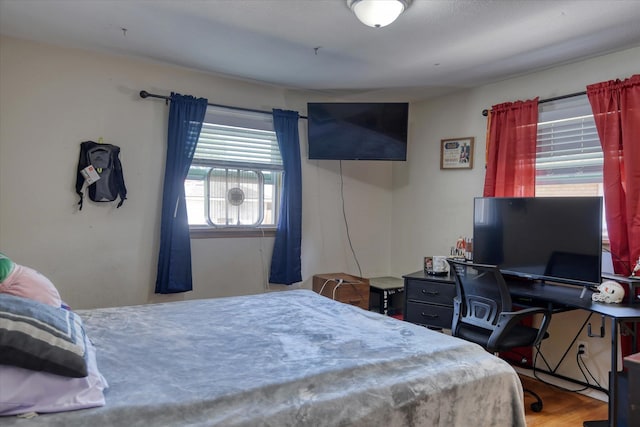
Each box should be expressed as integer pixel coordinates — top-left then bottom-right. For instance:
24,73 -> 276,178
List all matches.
312,273 -> 370,310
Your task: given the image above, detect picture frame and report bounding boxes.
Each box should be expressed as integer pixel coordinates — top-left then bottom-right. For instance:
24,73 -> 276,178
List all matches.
440,137 -> 474,170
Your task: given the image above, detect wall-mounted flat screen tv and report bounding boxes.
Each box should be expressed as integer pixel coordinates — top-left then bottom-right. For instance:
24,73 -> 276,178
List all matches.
307,102 -> 409,161
473,197 -> 603,287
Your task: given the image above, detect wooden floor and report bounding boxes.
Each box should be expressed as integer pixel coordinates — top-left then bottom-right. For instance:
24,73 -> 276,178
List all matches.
521,375 -> 608,426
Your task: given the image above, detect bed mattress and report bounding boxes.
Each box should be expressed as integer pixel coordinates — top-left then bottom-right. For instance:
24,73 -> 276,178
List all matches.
3,289 -> 526,426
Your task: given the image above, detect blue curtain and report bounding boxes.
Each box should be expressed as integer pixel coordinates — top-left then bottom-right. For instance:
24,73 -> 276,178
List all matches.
155,93 -> 208,294
269,109 -> 302,285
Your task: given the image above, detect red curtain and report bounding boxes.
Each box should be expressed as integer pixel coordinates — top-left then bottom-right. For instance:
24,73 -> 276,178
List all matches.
587,74 -> 640,276
483,98 -> 539,197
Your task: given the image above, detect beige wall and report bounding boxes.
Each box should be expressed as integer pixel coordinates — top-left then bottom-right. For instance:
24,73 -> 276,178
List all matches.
0,36 -> 395,309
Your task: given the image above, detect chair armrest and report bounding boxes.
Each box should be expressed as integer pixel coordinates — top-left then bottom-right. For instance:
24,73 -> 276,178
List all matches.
488,307 -> 552,351
501,306 -> 550,319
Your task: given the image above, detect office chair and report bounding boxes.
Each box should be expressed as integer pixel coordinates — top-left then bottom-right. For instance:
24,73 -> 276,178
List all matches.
447,259 -> 552,413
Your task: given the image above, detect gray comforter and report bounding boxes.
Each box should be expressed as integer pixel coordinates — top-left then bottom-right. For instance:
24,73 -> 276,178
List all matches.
5,289 -> 526,426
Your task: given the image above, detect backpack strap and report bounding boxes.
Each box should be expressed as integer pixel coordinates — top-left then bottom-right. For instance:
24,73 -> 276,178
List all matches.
75,141 -> 94,210
111,145 -> 127,208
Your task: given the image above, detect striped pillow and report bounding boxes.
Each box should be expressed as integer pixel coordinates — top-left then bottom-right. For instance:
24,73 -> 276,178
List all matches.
0,294 -> 87,377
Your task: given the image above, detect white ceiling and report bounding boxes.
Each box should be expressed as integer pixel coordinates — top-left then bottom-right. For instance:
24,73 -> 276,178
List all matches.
1,0 -> 639,101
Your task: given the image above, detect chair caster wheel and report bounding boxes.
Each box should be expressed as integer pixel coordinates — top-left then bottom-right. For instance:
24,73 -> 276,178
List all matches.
530,401 -> 543,412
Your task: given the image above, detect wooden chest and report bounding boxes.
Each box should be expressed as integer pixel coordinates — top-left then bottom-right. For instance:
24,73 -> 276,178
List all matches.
312,273 -> 370,310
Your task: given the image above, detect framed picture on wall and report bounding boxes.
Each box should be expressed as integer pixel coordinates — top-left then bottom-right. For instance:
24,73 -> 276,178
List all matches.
440,137 -> 474,170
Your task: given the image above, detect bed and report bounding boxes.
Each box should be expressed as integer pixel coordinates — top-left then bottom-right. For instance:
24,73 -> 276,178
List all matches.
2,289 -> 526,426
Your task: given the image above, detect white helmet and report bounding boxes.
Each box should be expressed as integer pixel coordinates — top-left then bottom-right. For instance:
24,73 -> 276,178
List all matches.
592,280 -> 625,304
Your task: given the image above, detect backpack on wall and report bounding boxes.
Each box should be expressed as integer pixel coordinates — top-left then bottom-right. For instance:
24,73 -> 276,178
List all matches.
75,140 -> 127,210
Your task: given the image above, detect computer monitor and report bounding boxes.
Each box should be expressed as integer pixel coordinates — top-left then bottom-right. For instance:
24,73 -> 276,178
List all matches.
473,197 -> 603,287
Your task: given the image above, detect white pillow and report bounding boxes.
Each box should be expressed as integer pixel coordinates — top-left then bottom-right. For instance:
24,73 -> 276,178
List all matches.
0,334 -> 108,416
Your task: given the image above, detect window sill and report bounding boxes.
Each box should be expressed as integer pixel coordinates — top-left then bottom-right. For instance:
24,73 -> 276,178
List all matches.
189,227 -> 277,239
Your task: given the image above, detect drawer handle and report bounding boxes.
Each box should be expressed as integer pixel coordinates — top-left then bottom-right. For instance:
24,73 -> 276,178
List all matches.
421,312 -> 439,318
421,290 -> 439,296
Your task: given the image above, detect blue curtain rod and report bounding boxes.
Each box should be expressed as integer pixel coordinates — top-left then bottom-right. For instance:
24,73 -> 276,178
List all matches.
139,90 -> 307,119
481,90 -> 587,117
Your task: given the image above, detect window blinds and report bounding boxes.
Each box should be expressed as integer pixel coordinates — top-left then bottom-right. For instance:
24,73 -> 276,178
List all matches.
193,106 -> 282,170
536,96 -> 602,185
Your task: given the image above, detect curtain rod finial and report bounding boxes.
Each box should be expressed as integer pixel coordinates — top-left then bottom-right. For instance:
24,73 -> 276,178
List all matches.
139,90 -> 149,99
482,109 -> 488,117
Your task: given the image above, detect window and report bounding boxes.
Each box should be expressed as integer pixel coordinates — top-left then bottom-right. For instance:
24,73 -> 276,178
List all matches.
535,95 -> 607,239
185,106 -> 282,236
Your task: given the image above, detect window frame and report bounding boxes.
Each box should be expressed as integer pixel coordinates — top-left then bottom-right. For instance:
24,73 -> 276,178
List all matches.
186,107 -> 282,238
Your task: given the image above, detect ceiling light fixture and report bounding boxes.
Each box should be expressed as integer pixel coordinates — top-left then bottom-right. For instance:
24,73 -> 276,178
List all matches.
347,0 -> 412,28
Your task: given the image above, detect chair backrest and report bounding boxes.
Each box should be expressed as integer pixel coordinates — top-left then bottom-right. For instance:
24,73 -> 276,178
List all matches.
447,259 -> 513,333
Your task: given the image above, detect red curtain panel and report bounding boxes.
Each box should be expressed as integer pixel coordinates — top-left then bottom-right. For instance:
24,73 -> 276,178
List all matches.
483,98 -> 539,197
587,74 -> 640,276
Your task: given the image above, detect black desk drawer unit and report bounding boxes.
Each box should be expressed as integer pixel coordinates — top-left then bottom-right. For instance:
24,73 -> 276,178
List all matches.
405,301 -> 453,329
403,272 -> 455,329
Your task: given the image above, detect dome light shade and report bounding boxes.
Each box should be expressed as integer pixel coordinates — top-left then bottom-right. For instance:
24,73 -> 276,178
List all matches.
348,0 -> 411,28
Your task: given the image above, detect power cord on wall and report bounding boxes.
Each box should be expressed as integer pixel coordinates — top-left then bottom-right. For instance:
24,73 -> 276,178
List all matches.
339,161 -> 363,278
576,350 -> 602,389
530,344 -> 602,393
531,346 -> 586,393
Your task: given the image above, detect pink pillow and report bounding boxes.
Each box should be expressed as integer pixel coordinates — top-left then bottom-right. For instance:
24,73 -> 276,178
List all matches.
0,334 -> 108,416
0,264 -> 61,307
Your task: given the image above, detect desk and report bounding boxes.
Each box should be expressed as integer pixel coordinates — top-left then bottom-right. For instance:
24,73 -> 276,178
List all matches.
402,271 -> 640,427
507,280 -> 640,427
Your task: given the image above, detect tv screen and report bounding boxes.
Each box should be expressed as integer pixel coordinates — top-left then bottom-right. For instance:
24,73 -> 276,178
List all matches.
307,102 -> 409,161
473,197 -> 603,286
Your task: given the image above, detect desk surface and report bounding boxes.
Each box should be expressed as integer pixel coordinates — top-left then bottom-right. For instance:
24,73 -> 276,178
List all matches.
403,270 -> 640,320
508,280 -> 640,320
